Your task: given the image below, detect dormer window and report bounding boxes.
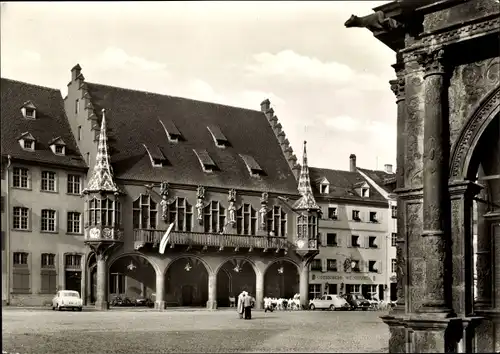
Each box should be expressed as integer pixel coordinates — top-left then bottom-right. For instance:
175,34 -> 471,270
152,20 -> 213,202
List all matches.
239,154 -> 265,177
159,119 -> 182,143
49,137 -> 66,155
361,187 -> 369,197
207,125 -> 229,148
321,184 -> 329,194
143,144 -> 168,168
369,211 -> 378,223
21,101 -> 37,119
193,149 -> 217,173
17,132 -> 36,151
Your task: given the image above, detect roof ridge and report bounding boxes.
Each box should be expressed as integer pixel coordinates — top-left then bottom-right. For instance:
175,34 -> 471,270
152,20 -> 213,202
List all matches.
1,77 -> 60,92
310,166 -> 359,174
86,81 -> 263,114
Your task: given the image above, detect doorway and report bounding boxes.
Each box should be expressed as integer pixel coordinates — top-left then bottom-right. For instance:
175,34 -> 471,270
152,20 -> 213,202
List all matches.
65,270 -> 82,292
182,285 -> 194,306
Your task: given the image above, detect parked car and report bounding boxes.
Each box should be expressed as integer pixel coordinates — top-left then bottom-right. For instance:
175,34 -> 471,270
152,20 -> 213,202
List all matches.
341,293 -> 371,311
111,296 -> 134,307
134,297 -> 154,308
52,290 -> 83,311
309,294 -> 350,311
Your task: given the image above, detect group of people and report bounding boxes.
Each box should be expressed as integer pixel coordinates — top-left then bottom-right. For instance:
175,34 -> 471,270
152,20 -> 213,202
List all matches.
236,291 -> 254,320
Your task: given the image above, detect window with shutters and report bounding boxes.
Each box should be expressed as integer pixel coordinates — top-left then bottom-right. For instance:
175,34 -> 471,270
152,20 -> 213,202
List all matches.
13,167 -> 30,189
351,235 -> 360,247
352,210 -> 361,221
237,203 -> 257,235
12,252 -> 30,293
132,195 -> 157,229
41,171 -> 57,192
41,253 -> 57,293
266,206 -> 286,237
368,236 -> 378,248
351,259 -> 360,272
41,209 -> 57,232
368,260 -> 379,273
310,259 -> 322,271
204,201 -> 226,233
13,207 -> 30,230
327,259 -> 337,271
167,197 -> 193,232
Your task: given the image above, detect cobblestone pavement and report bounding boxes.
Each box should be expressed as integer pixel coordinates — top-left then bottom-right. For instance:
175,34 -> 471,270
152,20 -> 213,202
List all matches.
2,308 -> 389,353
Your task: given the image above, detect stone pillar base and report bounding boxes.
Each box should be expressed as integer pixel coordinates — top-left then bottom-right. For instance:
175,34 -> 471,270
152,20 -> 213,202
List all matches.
155,301 -> 166,311
254,300 -> 263,310
406,316 -> 464,353
94,300 -> 109,311
381,315 -> 407,353
206,300 -> 218,310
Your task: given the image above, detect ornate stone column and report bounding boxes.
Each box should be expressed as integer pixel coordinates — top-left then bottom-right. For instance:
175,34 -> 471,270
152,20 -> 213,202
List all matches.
255,270 -> 264,310
418,48 -> 452,315
299,264 -> 309,309
155,270 -> 166,310
207,272 -> 217,310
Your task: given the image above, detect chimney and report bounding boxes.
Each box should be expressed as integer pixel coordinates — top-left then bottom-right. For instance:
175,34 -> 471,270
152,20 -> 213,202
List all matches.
260,99 -> 270,112
71,64 -> 82,81
384,164 -> 393,174
349,154 -> 357,172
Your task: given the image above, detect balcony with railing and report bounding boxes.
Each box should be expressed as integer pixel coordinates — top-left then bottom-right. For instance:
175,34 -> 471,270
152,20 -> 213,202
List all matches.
133,229 -> 293,252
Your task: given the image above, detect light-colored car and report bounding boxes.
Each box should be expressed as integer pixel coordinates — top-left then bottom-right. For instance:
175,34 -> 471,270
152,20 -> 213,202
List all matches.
52,290 -> 83,311
309,294 -> 350,311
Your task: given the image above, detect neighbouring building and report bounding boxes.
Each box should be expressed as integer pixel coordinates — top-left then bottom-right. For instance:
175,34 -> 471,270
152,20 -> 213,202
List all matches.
307,154 -> 394,302
1,78 -> 88,306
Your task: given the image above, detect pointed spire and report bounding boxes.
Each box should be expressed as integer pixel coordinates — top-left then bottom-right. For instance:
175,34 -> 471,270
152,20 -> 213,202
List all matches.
83,109 -> 119,194
293,141 -> 320,210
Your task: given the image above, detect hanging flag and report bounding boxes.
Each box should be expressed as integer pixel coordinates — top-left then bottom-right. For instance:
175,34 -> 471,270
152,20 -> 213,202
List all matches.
159,223 -> 175,254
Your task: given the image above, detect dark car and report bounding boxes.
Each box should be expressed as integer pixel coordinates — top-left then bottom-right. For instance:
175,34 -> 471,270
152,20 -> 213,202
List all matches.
342,293 -> 371,311
135,297 -> 154,308
111,296 -> 134,307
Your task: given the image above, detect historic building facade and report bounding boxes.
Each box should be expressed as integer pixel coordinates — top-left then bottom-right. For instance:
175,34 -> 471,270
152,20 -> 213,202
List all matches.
346,0 -> 499,352
307,155 -> 393,301
63,65 -> 320,310
1,79 -> 88,306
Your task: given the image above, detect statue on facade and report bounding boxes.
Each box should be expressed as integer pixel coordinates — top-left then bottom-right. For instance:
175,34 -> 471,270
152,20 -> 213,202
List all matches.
228,189 -> 237,226
159,182 -> 170,221
196,185 -> 205,224
344,11 -> 399,32
259,192 -> 269,230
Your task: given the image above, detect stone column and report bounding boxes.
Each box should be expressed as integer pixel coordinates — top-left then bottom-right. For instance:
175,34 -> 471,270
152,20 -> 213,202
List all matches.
255,270 -> 264,310
299,265 -> 309,309
155,271 -> 166,310
141,283 -> 147,298
206,272 -> 217,310
418,49 -> 452,315
95,254 -> 109,311
475,179 -> 492,310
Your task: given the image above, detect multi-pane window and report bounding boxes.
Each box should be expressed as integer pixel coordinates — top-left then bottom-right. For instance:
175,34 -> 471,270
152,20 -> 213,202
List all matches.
352,210 -> 361,221
266,206 -> 287,237
67,212 -> 81,233
13,167 -> 29,188
369,211 -> 378,222
13,207 -> 29,230
327,207 -> 338,219
237,204 -> 257,235
89,198 -> 120,227
391,233 -> 397,247
41,253 -> 55,267
297,214 -> 317,240
391,259 -> 397,273
13,252 -> 30,293
168,197 -> 193,232
310,259 -> 322,271
23,140 -> 34,150
351,235 -> 360,247
391,205 -> 397,218
55,145 -> 64,154
67,174 -> 81,194
65,254 -> 82,268
41,253 -> 57,293
327,259 -> 337,271
368,236 -> 378,248
41,171 -> 56,192
13,252 -> 29,265
41,209 -> 57,232
133,195 -> 157,229
368,260 -> 378,272
309,284 -> 321,300
204,201 -> 226,233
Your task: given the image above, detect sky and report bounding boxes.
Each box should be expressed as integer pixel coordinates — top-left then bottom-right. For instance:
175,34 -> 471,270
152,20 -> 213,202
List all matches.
1,1 -> 397,172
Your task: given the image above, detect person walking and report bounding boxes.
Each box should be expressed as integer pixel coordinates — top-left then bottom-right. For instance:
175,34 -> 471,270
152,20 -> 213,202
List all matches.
243,291 -> 253,320
237,291 -> 246,319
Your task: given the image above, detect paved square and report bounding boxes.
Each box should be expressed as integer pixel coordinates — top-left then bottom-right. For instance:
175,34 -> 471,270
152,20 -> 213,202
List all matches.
2,308 -> 389,353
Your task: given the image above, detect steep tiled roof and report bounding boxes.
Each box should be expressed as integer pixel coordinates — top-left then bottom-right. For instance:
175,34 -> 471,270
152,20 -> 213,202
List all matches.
84,82 -> 298,194
1,78 -> 86,169
309,167 -> 386,202
358,167 -> 396,194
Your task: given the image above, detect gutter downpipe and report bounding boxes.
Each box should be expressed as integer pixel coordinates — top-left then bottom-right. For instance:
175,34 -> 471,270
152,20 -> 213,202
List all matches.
5,155 -> 12,305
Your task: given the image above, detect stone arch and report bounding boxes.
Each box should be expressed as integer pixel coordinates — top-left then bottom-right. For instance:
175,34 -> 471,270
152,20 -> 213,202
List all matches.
215,256 -> 258,307
263,258 -> 301,299
263,257 -> 301,275
449,85 -> 500,180
214,255 -> 261,277
107,252 -> 161,275
164,255 -> 211,307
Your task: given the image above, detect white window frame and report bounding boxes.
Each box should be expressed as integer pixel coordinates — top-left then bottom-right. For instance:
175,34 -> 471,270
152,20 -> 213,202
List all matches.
41,171 -> 57,192
67,212 -> 81,234
67,174 -> 82,195
41,209 -> 57,232
13,167 -> 30,189
13,207 -> 30,230
309,284 -> 322,300
391,259 -> 397,273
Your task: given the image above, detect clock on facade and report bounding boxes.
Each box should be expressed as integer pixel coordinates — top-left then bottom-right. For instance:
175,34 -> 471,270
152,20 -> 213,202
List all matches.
89,227 -> 101,239
296,239 -> 305,249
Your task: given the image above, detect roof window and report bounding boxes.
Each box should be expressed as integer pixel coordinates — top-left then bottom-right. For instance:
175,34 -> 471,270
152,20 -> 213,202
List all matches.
21,101 -> 37,119
159,119 -> 182,143
143,144 -> 168,167
239,154 -> 265,177
193,149 -> 217,173
207,125 -> 229,148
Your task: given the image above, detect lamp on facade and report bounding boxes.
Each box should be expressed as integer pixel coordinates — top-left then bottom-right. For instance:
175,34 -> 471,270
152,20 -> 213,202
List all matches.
278,266 -> 284,274
184,262 -> 192,272
234,264 -> 242,273
127,261 -> 136,271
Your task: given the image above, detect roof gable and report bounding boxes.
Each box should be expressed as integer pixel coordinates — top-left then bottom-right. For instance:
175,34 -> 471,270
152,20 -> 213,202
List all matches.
21,100 -> 37,109
17,132 -> 36,141
48,137 -> 66,146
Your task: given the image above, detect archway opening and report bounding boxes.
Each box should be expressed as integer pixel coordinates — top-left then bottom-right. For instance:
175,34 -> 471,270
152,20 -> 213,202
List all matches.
264,260 -> 299,299
166,257 -> 208,307
109,255 -> 156,304
87,252 -> 97,305
217,259 -> 256,307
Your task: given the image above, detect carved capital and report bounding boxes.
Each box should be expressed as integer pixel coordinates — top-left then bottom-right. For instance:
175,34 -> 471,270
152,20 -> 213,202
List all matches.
390,79 -> 405,101
417,49 -> 447,77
